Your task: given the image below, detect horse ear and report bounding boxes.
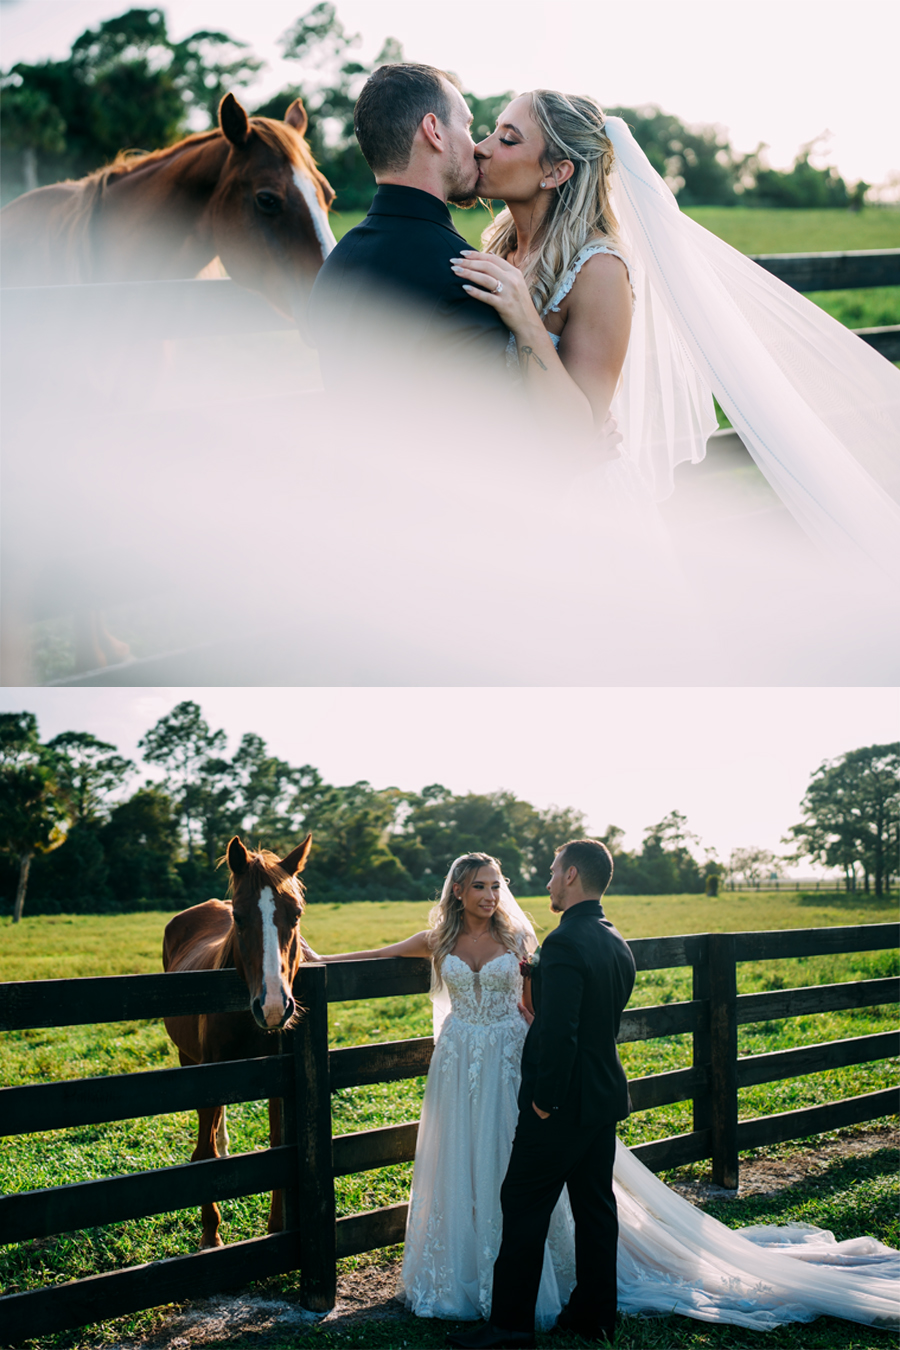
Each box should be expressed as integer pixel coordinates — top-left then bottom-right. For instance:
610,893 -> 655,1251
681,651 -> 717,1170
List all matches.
220,93 -> 250,147
228,836 -> 250,875
284,98 -> 309,137
279,834 -> 312,876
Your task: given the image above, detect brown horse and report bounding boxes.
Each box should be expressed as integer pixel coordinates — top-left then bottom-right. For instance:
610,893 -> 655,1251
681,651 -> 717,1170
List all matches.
0,93 -> 336,318
163,833 -> 314,1249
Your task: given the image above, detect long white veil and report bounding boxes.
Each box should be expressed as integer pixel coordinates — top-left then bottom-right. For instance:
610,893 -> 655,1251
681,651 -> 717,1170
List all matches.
603,115 -> 900,577
431,878 -> 537,1041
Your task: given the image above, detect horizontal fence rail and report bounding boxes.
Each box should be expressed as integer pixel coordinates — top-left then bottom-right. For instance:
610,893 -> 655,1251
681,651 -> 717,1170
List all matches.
1,922 -> 897,1342
750,247 -> 900,291
1,1146 -> 297,1245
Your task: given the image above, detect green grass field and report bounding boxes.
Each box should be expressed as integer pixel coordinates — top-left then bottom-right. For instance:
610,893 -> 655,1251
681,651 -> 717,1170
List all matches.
329,204 -> 900,335
2,896 -> 897,1348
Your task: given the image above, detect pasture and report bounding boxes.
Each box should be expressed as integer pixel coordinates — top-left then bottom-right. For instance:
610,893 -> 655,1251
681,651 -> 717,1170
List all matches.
1,893 -> 897,1346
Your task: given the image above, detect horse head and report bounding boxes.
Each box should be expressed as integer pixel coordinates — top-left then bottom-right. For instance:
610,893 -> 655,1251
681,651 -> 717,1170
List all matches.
211,93 -> 337,323
226,833 -> 313,1030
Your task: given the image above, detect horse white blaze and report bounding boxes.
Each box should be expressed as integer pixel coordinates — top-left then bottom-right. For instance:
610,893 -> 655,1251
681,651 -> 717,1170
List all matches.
258,886 -> 285,1025
293,168 -> 337,259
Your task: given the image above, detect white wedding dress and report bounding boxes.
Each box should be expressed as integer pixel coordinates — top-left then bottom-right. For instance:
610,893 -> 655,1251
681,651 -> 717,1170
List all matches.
399,950 -> 900,1332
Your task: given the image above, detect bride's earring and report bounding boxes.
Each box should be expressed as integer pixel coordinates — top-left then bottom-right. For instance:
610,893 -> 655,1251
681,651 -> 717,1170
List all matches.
540,180 -> 547,188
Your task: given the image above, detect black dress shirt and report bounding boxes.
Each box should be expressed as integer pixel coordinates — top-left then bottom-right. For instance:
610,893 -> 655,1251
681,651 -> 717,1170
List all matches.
522,899 -> 636,1125
307,184 -> 510,387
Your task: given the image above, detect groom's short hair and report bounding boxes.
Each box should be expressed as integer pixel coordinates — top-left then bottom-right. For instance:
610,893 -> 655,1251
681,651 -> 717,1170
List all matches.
355,63 -> 462,173
556,839 -> 614,896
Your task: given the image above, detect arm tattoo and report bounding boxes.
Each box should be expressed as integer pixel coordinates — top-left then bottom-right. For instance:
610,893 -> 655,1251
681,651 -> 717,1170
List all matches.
520,345 -> 548,372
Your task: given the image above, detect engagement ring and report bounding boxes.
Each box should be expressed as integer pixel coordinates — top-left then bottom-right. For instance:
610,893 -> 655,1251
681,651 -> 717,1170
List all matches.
494,281 -> 504,295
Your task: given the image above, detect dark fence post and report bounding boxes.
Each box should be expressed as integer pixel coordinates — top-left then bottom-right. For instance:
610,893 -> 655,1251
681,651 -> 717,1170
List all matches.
708,933 -> 738,1189
692,944 -> 711,1140
285,962 -> 336,1311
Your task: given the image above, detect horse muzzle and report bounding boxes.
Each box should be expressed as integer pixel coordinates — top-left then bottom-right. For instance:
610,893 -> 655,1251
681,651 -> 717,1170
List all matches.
251,993 -> 296,1031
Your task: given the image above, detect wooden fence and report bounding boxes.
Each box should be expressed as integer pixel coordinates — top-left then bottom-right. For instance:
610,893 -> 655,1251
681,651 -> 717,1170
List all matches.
1,247 -> 898,353
1,921 -> 897,1341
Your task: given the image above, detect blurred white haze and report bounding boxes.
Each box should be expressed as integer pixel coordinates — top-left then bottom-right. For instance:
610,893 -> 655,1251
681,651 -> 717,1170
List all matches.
1,278 -> 898,686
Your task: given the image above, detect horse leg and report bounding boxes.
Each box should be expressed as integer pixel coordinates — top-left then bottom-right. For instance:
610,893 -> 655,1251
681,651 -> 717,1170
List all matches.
192,1104 -> 225,1248
216,1104 -> 230,1157
267,1096 -> 284,1233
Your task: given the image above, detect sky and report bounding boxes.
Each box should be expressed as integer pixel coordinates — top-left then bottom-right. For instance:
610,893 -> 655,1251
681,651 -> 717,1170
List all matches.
1,0 -> 899,190
1,687 -> 896,870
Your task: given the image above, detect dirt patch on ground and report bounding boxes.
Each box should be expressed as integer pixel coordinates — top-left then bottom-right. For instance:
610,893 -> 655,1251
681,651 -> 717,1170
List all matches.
117,1126 -> 899,1347
663,1124 -> 900,1204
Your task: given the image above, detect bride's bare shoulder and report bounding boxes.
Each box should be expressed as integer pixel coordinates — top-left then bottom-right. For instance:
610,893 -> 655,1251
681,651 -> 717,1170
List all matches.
569,245 -> 631,298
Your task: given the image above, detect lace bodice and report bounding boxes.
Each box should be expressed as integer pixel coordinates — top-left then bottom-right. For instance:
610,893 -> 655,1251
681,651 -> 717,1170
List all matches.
442,951 -> 523,1026
542,241 -> 635,316
506,241 -> 635,366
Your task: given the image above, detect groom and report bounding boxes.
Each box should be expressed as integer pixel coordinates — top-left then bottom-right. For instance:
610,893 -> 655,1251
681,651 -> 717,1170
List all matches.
450,838 -> 636,1349
307,61 -> 509,386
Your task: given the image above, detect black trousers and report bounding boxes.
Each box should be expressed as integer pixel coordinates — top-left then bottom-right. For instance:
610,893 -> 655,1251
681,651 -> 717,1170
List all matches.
490,1108 -> 618,1335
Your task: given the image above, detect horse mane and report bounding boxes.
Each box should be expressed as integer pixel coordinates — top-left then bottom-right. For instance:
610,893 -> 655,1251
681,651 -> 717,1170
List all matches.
213,926 -> 236,971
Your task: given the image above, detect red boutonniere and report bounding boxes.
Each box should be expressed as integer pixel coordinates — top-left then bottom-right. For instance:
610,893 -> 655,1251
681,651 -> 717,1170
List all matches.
519,945 -> 542,979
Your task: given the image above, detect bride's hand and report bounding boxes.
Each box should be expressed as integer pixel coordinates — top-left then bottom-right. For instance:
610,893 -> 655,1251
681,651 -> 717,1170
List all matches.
450,250 -> 540,338
517,1000 -> 534,1027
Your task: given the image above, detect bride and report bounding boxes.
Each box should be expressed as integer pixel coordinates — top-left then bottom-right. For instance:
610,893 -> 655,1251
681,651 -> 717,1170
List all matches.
321,851 -> 899,1337
448,89 -> 900,581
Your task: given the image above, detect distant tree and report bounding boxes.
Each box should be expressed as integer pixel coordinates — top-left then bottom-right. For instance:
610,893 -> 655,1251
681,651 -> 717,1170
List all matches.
301,779 -> 410,894
784,743 -> 899,896
640,810 -> 704,892
743,137 -> 855,209
0,82 -> 67,192
727,845 -> 779,889
139,700 -> 227,853
393,786 -> 528,891
607,105 -> 741,206
46,730 -> 134,826
601,811 -> 708,894
100,785 -> 185,906
230,732 -> 315,853
517,801 -> 589,892
1,7 -> 262,196
0,713 -> 67,921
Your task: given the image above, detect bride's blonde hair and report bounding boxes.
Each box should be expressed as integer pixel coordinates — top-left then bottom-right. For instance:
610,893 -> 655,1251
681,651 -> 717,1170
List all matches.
428,852 -> 526,990
482,90 -> 620,316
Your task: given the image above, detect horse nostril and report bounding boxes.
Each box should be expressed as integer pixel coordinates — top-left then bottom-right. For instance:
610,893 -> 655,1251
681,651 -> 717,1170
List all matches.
251,997 -> 267,1027
281,998 -> 296,1026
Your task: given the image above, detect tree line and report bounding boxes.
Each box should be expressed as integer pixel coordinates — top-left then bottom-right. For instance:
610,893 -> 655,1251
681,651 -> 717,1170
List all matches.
0,703 -> 895,921
1,3 -> 866,210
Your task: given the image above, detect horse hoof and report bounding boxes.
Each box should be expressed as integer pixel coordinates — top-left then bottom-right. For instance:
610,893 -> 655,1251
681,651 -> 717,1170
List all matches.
199,1235 -> 224,1250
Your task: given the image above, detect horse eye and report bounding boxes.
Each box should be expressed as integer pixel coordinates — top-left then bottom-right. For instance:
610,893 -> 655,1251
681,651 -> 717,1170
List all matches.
255,190 -> 281,214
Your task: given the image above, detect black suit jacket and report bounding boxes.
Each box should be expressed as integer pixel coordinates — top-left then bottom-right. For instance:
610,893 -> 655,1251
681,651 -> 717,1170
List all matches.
522,900 -> 636,1126
307,184 -> 509,387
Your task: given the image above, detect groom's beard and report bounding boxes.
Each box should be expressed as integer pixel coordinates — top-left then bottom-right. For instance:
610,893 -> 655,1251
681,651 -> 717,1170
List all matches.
446,152 -> 479,209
